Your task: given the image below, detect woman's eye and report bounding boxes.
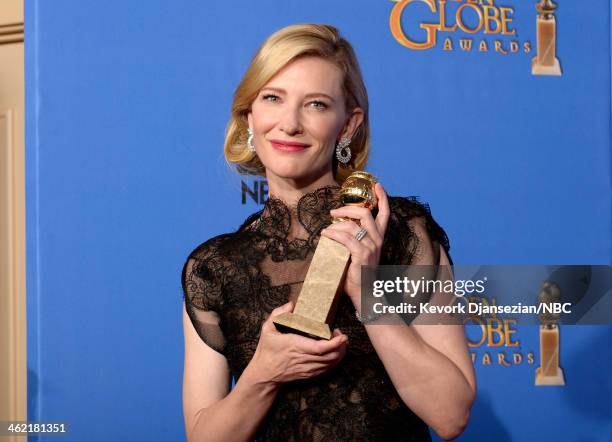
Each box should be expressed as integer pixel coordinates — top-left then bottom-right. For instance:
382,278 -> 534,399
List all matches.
310,101 -> 328,110
262,94 -> 279,102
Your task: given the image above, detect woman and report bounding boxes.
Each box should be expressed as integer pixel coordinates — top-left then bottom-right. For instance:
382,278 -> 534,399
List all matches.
181,24 -> 476,441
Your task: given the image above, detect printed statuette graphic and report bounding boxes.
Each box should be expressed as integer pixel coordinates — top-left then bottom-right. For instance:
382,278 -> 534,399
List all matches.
532,0 -> 562,76
273,172 -> 378,340
535,281 -> 565,385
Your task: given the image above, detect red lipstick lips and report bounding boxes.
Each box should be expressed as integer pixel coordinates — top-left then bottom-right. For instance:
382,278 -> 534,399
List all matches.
269,139 -> 310,152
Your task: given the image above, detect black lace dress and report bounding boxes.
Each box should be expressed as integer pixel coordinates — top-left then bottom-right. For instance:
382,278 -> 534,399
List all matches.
181,185 -> 451,442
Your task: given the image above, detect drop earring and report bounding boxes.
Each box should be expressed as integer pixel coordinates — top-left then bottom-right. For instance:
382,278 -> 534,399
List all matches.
247,128 -> 256,152
335,137 -> 352,164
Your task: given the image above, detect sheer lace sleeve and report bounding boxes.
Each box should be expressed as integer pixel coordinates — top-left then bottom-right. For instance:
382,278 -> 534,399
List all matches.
181,235 -> 230,356
383,196 -> 452,266
383,196 -> 459,325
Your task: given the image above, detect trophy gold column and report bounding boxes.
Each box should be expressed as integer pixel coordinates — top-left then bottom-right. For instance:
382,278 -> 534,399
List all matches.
532,0 -> 562,76
535,281 -> 565,385
273,171 -> 377,340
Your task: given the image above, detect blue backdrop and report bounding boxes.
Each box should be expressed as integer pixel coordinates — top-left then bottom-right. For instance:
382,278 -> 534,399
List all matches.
25,0 -> 612,441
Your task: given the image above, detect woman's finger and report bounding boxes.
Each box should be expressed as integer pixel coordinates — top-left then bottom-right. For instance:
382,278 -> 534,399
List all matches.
292,330 -> 347,355
374,182 -> 390,234
300,344 -> 348,366
320,228 -> 375,263
261,301 -> 294,333
331,328 -> 345,339
299,348 -> 344,364
322,221 -> 377,252
329,207 -> 381,244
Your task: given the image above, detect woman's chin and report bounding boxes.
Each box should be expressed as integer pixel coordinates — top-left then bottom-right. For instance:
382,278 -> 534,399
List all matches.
262,156 -> 330,183
266,163 -> 310,179
267,167 -> 321,183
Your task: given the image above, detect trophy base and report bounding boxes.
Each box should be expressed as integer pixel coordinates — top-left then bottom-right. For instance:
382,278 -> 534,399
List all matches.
531,57 -> 562,76
535,366 -> 565,386
273,312 -> 332,340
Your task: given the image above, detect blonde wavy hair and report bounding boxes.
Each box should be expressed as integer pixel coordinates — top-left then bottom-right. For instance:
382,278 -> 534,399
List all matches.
223,23 -> 370,183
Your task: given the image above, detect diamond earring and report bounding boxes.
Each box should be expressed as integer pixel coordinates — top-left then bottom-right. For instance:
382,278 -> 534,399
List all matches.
335,137 -> 352,164
247,128 -> 256,152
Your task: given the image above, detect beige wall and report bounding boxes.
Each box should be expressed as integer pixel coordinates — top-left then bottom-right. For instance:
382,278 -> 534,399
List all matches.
0,0 -> 26,435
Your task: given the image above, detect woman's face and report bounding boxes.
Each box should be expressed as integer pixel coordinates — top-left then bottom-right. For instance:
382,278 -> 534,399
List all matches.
248,56 -> 363,185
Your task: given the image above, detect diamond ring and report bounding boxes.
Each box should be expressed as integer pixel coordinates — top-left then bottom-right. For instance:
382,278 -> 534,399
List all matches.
355,227 -> 368,242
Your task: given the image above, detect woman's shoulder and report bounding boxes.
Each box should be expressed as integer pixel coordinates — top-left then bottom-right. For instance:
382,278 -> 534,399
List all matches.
181,230 -> 246,308
184,232 -> 236,263
181,212 -> 264,312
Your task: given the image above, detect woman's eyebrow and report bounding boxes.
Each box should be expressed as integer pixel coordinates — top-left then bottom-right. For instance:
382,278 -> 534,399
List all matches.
260,87 -> 336,103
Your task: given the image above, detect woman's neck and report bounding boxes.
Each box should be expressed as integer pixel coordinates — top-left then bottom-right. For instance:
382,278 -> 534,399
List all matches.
265,171 -> 339,207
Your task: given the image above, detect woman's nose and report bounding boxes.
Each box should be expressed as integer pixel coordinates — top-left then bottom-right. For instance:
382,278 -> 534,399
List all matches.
278,106 -> 303,135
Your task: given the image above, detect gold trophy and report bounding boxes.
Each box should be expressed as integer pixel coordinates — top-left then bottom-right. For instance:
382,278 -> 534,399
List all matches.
273,171 -> 378,339
535,281 -> 566,385
532,0 -> 562,76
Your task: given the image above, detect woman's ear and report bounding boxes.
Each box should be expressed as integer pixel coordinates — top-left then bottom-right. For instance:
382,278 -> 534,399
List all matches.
340,107 -> 365,140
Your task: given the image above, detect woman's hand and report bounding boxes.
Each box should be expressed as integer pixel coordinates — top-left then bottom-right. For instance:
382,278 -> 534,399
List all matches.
320,182 -> 390,306
246,302 -> 349,387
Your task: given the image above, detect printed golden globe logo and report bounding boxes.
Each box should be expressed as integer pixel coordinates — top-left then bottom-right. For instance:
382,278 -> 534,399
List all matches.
464,295 -> 536,368
389,0 -> 529,54
389,0 -> 563,76
465,293 -> 565,387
